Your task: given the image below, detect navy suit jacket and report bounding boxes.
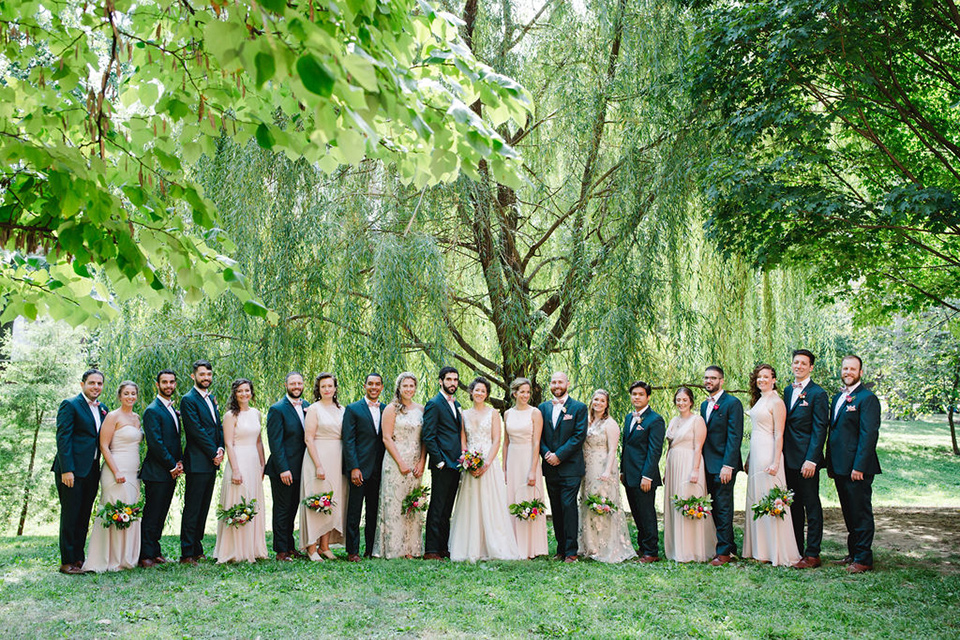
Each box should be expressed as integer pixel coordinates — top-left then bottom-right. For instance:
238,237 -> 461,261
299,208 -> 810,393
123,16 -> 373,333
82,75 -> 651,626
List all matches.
826,383 -> 882,476
52,393 -> 109,478
341,399 -> 386,480
700,391 -> 744,476
422,392 -> 463,470
782,381 -> 829,470
265,396 -> 309,479
620,408 -> 665,487
140,397 -> 183,483
180,387 -> 224,474
538,397 -> 588,478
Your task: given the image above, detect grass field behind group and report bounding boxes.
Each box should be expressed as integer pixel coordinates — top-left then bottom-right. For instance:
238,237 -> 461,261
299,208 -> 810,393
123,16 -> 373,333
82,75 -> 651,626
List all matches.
0,418 -> 958,638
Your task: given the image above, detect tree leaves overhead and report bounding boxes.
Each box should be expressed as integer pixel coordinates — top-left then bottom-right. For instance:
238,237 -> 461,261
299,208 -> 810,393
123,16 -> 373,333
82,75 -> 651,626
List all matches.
688,0 -> 960,324
0,0 -> 532,326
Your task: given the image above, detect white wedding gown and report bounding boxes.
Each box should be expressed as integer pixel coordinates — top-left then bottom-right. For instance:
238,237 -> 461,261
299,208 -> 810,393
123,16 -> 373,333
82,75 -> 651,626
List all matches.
449,408 -> 520,562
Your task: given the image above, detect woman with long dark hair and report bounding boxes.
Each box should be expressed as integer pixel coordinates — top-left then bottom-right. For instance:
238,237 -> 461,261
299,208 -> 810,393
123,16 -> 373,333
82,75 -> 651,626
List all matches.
214,378 -> 267,563
299,372 -> 347,560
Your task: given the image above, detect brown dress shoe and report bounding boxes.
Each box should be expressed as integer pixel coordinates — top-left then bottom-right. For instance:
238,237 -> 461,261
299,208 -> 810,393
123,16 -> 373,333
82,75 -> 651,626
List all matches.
793,556 -> 821,569
275,552 -> 292,562
138,558 -> 156,568
564,555 -> 578,563
59,563 -> 84,575
347,554 -> 361,563
154,556 -> 170,564
422,552 -> 442,560
179,556 -> 198,566
291,550 -> 309,560
710,554 -> 732,566
832,555 -> 854,566
639,555 -> 660,564
846,562 -> 873,574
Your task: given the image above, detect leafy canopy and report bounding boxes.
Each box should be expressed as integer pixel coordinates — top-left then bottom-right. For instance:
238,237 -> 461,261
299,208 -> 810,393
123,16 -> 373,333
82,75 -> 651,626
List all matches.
0,0 -> 531,326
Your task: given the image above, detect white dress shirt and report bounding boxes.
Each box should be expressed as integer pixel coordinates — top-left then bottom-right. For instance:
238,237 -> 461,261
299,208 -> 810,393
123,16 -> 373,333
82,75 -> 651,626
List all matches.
551,395 -> 568,426
195,385 -> 218,423
705,389 -> 724,423
85,395 -> 102,432
790,378 -> 810,410
366,400 -> 381,433
287,395 -> 305,426
159,396 -> 179,431
834,382 -> 861,420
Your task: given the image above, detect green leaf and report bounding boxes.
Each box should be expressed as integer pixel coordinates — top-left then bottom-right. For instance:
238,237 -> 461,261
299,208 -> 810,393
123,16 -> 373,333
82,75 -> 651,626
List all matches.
254,52 -> 276,89
242,299 -> 270,318
297,54 -> 335,98
255,123 -> 276,150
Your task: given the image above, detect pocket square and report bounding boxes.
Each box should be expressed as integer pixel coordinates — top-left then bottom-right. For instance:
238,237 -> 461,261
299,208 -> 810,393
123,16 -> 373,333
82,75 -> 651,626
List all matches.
800,400 -> 809,407
562,414 -> 573,421
845,405 -> 857,412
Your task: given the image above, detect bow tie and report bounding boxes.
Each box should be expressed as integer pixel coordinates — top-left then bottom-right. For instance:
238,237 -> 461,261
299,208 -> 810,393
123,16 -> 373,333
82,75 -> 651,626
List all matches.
367,401 -> 379,408
793,382 -> 802,389
551,398 -> 564,406
87,399 -> 100,407
707,396 -> 717,404
290,398 -> 302,407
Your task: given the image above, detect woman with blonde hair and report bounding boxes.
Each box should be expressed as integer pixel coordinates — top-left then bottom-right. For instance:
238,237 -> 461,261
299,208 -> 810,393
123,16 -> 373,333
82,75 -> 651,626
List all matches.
372,372 -> 426,558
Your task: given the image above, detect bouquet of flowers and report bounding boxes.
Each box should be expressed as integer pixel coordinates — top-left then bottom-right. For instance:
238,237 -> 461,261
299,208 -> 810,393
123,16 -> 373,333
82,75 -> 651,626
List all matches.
401,486 -> 430,515
457,449 -> 485,473
97,498 -> 144,530
751,486 -> 794,520
672,494 -> 712,520
508,498 -> 546,521
302,491 -> 335,514
217,496 -> 258,527
585,493 -> 618,515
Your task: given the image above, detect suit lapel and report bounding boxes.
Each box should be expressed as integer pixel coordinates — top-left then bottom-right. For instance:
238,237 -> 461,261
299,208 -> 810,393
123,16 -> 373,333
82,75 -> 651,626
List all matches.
74,394 -> 97,433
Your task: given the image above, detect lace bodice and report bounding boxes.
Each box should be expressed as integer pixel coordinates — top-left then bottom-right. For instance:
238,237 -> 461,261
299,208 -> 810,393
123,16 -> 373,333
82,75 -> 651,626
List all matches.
463,407 -> 494,454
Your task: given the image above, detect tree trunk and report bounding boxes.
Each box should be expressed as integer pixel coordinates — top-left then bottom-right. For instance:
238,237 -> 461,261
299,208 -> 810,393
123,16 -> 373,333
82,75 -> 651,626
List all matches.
17,410 -> 43,536
949,407 -> 959,456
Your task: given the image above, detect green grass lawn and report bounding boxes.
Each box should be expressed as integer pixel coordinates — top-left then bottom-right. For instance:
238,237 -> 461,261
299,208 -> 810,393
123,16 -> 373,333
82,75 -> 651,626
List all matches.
2,417 -> 958,638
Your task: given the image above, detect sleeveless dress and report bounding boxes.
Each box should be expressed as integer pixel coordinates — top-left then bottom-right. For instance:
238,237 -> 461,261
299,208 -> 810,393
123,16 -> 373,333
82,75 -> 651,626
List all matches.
663,415 -> 716,562
83,423 -> 143,572
299,403 -> 347,548
449,408 -> 520,562
503,407 -> 548,559
743,391 -> 802,566
372,406 -> 425,558
577,417 -> 634,563
214,409 -> 268,563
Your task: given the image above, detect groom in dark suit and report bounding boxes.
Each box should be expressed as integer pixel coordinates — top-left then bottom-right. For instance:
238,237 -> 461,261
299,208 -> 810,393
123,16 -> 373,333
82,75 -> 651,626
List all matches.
700,365 -> 743,566
621,381 -> 665,562
539,371 -> 588,562
342,373 -> 386,562
422,366 -> 463,560
139,369 -> 183,567
827,355 -> 882,574
52,369 -> 108,574
782,349 -> 829,569
265,372 -> 309,561
179,359 -> 223,565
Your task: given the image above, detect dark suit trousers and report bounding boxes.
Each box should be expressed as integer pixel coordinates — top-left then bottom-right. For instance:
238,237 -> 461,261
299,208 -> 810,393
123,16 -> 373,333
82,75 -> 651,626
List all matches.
834,474 -> 874,566
425,467 -> 461,555
141,480 -> 176,560
785,468 -> 823,557
625,485 -> 659,557
56,469 -> 99,565
345,474 -> 381,556
181,472 -> 216,558
706,472 -> 737,557
268,473 -> 301,555
545,475 -> 582,558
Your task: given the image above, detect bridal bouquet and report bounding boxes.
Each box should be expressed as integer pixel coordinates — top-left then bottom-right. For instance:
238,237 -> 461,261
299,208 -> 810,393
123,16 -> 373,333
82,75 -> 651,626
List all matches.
585,494 -> 618,515
401,486 -> 430,515
98,498 -> 144,530
217,496 -> 258,527
457,449 -> 485,473
509,498 -> 546,521
672,494 -> 712,520
751,486 -> 794,520
302,491 -> 335,514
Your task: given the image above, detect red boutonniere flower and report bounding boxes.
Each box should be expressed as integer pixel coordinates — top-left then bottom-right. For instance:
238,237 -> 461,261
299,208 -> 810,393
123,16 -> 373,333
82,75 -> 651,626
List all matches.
798,392 -> 806,400
713,404 -> 720,411
845,395 -> 854,403
99,406 -> 108,417
560,405 -> 567,414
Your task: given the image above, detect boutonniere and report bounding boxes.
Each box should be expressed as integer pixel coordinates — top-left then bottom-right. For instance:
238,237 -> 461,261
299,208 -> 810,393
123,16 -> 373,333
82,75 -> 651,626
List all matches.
798,392 -> 807,400
99,406 -> 108,417
175,409 -> 182,418
560,405 -> 567,414
209,395 -> 218,406
712,403 -> 720,411
845,395 -> 855,403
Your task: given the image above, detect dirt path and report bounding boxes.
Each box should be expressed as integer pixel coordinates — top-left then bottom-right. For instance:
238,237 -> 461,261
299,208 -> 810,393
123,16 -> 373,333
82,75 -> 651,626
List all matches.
822,507 -> 960,559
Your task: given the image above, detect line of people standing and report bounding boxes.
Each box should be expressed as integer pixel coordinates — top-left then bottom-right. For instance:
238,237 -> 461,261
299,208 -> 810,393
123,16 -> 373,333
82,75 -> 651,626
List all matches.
53,352 -> 880,574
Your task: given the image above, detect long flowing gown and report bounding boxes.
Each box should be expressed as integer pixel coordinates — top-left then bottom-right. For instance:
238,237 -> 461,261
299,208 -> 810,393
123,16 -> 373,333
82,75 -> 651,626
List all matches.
503,407 -> 548,559
214,409 -> 268,563
299,403 -> 347,548
449,408 -> 520,562
372,406 -> 425,558
83,423 -> 142,572
743,391 -> 802,566
663,415 -> 716,562
577,417 -> 634,563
